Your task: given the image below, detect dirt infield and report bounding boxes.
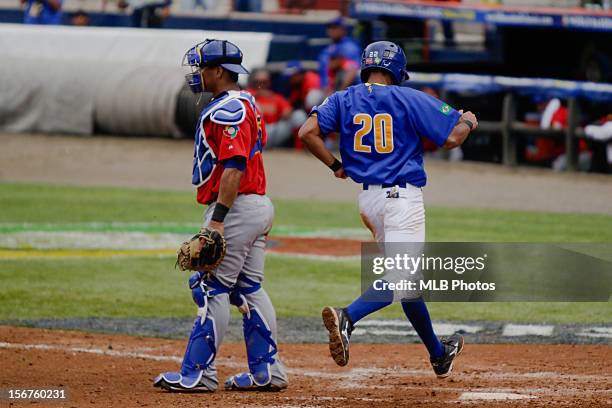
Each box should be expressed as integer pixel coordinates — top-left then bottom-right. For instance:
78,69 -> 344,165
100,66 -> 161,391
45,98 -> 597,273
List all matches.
1,326 -> 610,407
1,133 -> 611,214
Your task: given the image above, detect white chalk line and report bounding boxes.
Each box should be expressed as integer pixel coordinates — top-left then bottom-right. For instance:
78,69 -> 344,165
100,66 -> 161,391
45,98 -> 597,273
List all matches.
355,320 -> 612,339
502,324 -> 555,337
577,327 -> 612,339
459,392 -> 536,401
354,320 -> 484,337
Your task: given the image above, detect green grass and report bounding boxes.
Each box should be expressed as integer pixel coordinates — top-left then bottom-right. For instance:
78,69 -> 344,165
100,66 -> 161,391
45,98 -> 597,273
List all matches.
0,256 -> 609,323
2,182 -> 612,241
0,182 -> 611,324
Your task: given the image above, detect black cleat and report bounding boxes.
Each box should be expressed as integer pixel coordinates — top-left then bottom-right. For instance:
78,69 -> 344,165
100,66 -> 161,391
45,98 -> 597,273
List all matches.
431,333 -> 464,378
321,306 -> 353,367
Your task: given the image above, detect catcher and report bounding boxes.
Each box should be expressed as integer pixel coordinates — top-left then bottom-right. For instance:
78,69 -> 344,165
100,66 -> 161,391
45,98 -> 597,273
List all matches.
154,39 -> 288,392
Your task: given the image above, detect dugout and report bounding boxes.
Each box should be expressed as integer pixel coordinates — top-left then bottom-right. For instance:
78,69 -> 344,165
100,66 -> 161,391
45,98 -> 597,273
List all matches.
351,0 -> 612,82
404,72 -> 612,172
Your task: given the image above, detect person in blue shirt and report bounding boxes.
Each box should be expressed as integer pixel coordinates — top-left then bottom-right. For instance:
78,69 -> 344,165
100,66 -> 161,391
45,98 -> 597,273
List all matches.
299,41 -> 478,378
22,0 -> 63,24
318,17 -> 361,91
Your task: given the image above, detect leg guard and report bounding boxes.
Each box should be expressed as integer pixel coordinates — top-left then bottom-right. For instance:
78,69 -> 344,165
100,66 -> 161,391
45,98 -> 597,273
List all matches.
225,279 -> 284,391
154,273 -> 229,392
224,306 -> 279,390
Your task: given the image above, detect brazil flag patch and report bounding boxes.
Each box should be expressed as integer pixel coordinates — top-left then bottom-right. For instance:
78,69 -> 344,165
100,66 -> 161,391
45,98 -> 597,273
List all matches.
439,103 -> 452,115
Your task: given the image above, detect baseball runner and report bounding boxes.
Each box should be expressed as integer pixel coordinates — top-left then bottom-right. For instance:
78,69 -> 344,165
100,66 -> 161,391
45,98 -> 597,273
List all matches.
298,41 -> 478,377
154,39 -> 288,392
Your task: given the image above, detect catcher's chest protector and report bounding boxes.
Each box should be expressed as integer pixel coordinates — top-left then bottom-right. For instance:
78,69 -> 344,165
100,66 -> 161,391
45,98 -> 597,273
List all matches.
192,90 -> 259,187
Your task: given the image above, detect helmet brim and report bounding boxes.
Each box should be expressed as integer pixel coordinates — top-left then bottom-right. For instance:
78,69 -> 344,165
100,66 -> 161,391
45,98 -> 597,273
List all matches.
220,63 -> 249,74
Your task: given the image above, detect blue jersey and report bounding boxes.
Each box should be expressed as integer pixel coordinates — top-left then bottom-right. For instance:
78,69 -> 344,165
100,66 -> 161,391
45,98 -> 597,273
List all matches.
24,0 -> 63,24
312,83 -> 461,187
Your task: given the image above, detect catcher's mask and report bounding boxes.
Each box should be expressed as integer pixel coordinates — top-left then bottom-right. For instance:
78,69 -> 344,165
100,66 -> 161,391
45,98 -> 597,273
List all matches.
182,39 -> 249,94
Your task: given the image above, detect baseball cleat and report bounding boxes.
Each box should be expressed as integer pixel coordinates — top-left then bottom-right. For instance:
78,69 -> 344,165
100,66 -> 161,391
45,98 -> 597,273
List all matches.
321,306 -> 353,367
430,333 -> 464,378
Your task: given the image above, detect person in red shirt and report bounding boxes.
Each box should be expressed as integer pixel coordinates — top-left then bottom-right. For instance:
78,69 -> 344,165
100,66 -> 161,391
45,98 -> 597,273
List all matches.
154,39 -> 288,393
327,46 -> 359,93
247,68 -> 293,147
282,60 -> 325,149
282,60 -> 322,109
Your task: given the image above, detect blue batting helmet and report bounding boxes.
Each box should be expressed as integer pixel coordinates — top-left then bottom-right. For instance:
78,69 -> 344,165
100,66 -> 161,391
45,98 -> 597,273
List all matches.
360,41 -> 409,85
182,39 -> 249,93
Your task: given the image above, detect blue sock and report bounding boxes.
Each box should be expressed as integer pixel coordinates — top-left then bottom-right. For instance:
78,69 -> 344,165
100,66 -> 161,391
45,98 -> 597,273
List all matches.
345,284 -> 393,324
401,298 -> 444,359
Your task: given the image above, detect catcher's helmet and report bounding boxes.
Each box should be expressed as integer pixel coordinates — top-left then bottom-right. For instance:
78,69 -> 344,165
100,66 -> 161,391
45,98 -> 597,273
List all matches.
182,39 -> 249,93
360,41 -> 409,85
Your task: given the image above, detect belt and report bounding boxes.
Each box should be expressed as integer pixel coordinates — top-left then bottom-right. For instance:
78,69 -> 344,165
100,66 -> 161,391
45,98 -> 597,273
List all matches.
363,182 -> 408,190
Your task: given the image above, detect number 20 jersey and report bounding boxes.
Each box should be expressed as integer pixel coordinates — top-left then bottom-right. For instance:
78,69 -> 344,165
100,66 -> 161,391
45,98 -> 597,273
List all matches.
311,83 -> 461,187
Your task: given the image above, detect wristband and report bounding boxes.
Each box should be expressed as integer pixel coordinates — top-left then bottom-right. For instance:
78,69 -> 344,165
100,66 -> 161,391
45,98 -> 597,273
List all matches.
211,203 -> 230,223
329,158 -> 342,172
460,119 -> 474,131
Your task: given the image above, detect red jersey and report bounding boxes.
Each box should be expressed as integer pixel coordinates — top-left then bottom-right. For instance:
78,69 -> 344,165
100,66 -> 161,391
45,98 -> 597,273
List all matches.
196,97 -> 267,204
247,88 -> 292,124
289,71 -> 321,107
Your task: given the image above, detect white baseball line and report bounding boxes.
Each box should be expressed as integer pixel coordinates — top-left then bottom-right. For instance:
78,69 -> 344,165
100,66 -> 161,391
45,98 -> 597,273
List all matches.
501,324 -> 555,337
576,327 -> 612,339
459,392 -> 536,401
354,320 -> 484,337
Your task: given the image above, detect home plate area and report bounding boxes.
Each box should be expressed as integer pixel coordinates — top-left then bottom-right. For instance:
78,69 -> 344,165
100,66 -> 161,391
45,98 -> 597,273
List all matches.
1,326 -> 610,407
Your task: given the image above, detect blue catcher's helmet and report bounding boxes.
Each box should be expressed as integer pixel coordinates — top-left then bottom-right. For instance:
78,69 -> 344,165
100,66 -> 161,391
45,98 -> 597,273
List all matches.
182,39 -> 249,93
360,41 -> 409,85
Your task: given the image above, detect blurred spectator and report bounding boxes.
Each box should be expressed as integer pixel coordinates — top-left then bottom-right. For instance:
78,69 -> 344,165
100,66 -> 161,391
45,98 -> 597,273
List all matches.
282,61 -> 324,149
431,0 -> 461,46
234,0 -> 262,12
71,9 -> 90,26
118,0 -> 172,28
179,0 -> 215,12
524,97 -> 567,165
525,97 -> 591,171
318,17 -> 361,91
283,60 -> 321,109
326,46 -> 360,93
584,113 -> 612,173
247,68 -> 293,147
21,0 -> 62,24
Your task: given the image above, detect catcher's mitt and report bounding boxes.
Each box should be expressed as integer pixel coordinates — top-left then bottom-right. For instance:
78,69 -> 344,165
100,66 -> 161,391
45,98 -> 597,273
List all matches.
176,227 -> 226,272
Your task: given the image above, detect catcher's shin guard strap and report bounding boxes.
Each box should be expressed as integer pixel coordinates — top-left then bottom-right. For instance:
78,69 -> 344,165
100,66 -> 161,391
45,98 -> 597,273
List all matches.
243,307 -> 277,386
190,273 -> 231,309
236,274 -> 262,295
